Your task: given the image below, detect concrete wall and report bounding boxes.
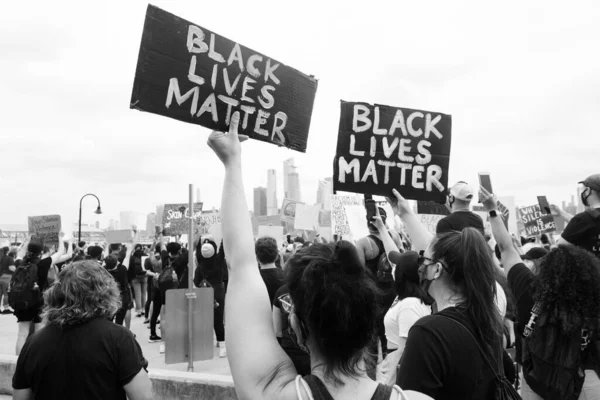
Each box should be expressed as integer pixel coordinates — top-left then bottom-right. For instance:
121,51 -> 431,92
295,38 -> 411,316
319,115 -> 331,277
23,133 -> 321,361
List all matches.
0,355 -> 237,399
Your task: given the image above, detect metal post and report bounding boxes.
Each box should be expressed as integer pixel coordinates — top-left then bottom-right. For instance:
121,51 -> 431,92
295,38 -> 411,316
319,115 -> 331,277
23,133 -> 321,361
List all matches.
78,205 -> 83,244
187,184 -> 195,372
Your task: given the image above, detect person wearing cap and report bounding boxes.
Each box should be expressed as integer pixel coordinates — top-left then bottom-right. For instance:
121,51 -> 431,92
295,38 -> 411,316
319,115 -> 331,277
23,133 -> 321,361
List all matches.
557,174 -> 600,257
378,251 -> 432,386
436,181 -> 485,236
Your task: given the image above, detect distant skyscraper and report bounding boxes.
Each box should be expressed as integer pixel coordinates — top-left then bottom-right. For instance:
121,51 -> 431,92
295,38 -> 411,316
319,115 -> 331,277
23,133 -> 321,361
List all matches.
283,158 -> 302,201
197,188 -> 201,204
267,169 -> 278,216
109,219 -> 116,231
253,187 -> 267,216
317,178 -> 333,210
156,205 -> 164,228
146,213 -> 156,235
120,211 -> 146,230
95,221 -> 100,229
115,220 -> 120,230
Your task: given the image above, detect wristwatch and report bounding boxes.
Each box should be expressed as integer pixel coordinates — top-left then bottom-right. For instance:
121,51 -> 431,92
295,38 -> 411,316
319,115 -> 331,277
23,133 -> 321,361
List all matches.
489,210 -> 498,218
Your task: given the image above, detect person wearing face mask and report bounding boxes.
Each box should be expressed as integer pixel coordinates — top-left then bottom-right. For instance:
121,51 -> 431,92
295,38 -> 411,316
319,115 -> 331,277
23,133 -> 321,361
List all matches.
387,189 -> 515,399
436,181 -> 485,236
558,174 -> 600,258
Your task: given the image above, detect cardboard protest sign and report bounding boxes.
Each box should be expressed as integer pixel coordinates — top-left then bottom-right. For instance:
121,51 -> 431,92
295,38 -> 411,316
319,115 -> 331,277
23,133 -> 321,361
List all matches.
258,225 -> 284,248
318,210 -> 332,227
281,199 -> 303,224
198,211 -> 221,236
294,204 -> 321,231
518,205 -> 556,237
105,230 -> 133,244
131,5 -> 318,153
162,203 -> 204,236
333,101 -> 452,201
417,201 -> 450,216
28,215 -> 61,248
344,205 -> 370,242
331,195 -> 362,236
419,214 -> 445,235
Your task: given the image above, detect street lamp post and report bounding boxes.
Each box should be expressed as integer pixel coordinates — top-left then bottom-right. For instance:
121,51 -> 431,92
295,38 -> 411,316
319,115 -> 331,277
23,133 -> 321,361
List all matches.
78,194 -> 102,243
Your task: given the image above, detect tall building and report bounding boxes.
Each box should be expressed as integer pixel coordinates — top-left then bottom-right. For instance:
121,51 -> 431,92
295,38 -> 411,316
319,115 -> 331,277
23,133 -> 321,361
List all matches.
577,187 -> 585,213
108,219 -> 116,231
95,221 -> 100,229
197,188 -> 201,204
156,205 -> 165,227
283,158 -> 302,202
267,169 -> 278,216
120,211 -> 146,230
317,177 -> 333,210
253,187 -> 267,216
146,213 -> 156,235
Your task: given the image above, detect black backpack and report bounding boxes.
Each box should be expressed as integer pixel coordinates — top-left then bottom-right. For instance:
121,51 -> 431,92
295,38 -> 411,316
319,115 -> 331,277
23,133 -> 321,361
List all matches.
9,259 -> 43,311
521,302 -> 588,400
158,261 -> 178,296
368,235 -> 394,284
132,256 -> 144,276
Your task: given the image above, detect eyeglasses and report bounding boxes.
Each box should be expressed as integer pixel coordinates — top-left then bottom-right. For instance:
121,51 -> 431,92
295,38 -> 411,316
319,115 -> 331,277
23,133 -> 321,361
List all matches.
279,294 -> 293,314
418,251 -> 450,272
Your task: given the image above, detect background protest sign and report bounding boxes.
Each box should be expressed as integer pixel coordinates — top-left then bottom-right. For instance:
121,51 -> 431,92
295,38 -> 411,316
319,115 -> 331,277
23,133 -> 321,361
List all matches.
130,5 -> 318,153
28,215 -> 61,248
344,205 -> 370,242
518,205 -> 556,237
417,201 -> 450,216
294,204 -> 320,230
106,230 -> 133,244
162,203 -> 204,236
198,211 -> 221,236
419,214 -> 445,235
333,101 -> 452,201
258,225 -> 284,248
281,199 -> 303,224
331,194 -> 362,236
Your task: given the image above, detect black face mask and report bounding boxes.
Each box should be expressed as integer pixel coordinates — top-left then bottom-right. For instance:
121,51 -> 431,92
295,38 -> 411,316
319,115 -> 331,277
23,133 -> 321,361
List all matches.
581,188 -> 592,208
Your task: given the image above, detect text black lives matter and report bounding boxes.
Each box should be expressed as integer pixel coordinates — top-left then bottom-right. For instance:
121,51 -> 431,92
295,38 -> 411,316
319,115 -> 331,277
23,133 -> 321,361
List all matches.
333,101 -> 452,202
130,5 -> 318,153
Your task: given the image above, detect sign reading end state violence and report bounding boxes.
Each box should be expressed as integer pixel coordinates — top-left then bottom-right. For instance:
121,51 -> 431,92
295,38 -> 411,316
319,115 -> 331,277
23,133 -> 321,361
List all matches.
333,101 -> 452,202
131,5 -> 318,153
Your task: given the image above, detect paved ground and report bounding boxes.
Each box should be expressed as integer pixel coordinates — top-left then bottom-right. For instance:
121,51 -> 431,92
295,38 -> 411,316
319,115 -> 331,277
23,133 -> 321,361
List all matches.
0,310 -> 232,376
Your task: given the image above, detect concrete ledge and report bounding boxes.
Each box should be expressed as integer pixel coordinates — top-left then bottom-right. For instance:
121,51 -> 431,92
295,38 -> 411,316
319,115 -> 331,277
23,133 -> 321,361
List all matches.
0,355 -> 237,399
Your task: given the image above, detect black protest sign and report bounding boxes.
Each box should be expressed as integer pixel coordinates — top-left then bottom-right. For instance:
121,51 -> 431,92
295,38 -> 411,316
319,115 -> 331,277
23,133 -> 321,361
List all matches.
417,201 -> 450,216
131,5 -> 318,153
518,205 -> 556,237
333,101 -> 452,201
162,203 -> 204,236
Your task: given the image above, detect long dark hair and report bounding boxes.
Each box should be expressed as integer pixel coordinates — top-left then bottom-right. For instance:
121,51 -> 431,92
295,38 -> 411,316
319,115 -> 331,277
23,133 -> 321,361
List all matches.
534,245 -> 600,336
432,228 -> 504,358
286,241 -> 380,385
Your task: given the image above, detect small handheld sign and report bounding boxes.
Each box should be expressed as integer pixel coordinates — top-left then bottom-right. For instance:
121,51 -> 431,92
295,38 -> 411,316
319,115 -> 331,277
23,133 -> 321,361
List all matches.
333,101 -> 452,202
131,5 -> 318,153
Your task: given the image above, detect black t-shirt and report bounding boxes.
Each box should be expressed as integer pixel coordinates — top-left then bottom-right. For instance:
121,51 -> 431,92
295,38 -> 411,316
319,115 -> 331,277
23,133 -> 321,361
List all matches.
562,209 -> 600,257
260,267 -> 285,308
436,211 -> 485,235
0,255 -> 15,275
107,265 -> 131,308
397,307 -> 498,399
13,317 -> 147,400
506,263 -> 534,363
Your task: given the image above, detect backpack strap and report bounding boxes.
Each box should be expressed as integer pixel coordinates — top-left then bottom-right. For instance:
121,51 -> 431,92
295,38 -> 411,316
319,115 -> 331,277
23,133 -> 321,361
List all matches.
439,314 -> 503,381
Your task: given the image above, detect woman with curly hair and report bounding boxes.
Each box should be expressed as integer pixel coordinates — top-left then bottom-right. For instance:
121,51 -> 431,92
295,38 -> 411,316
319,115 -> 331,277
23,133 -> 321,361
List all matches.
482,188 -> 600,400
12,261 -> 152,400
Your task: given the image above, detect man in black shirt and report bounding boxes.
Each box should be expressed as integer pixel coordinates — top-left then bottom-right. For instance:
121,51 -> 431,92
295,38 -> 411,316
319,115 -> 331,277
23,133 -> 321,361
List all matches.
436,181 -> 485,235
256,237 -> 284,308
558,174 -> 600,257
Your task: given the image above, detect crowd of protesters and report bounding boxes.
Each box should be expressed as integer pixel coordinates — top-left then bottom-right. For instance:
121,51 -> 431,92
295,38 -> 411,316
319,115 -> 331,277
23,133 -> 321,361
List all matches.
4,113 -> 600,399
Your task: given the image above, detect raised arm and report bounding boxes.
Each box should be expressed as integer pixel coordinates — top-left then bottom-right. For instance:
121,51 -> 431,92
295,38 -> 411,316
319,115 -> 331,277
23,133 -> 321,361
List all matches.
50,233 -> 66,264
16,236 -> 31,261
372,209 -> 400,259
551,204 -> 573,223
208,113 -> 296,400
56,238 -> 74,264
480,188 -> 522,276
389,190 -> 433,253
122,231 -> 138,269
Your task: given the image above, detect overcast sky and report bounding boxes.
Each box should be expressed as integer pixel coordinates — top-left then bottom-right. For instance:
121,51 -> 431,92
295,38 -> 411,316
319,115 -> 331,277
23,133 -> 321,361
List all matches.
1,0 -> 598,229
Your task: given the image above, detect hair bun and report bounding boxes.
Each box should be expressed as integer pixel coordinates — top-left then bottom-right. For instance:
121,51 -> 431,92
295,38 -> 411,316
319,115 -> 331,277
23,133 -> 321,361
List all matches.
334,241 -> 364,276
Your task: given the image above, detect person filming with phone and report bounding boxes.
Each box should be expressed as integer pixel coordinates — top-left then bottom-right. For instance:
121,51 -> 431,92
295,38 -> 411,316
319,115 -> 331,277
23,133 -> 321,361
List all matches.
436,181 -> 484,235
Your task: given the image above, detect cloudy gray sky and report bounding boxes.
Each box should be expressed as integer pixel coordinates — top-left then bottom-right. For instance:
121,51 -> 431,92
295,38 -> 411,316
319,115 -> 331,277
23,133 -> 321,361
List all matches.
1,0 -> 598,229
